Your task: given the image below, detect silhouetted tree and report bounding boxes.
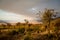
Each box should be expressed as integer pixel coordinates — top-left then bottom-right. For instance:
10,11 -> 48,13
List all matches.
24,19 -> 29,24
37,9 -> 57,33
1,24 -> 6,29
16,22 -> 21,26
7,23 -> 11,27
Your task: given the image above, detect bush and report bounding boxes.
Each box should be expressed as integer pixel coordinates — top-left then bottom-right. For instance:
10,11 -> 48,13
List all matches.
24,36 -> 33,40
8,30 -> 18,35
18,28 -> 25,34
27,28 -> 34,32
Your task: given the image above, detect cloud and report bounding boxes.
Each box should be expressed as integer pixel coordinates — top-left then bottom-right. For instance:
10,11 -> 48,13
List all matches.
0,9 -> 36,23
0,0 -> 60,18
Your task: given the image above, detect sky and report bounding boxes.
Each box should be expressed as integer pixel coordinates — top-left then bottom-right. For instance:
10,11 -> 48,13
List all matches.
0,0 -> 60,23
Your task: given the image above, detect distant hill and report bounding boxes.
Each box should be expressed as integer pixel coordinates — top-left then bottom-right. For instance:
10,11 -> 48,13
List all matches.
0,20 -> 8,23
52,17 -> 60,22
50,17 -> 60,26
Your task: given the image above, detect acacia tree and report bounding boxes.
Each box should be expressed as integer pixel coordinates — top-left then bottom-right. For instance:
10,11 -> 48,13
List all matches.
37,9 -> 57,33
42,9 -> 55,27
24,19 -> 29,24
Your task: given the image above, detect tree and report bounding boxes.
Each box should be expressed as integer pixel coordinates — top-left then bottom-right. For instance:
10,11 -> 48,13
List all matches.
37,9 -> 57,33
16,22 -> 21,26
7,23 -> 11,27
24,19 -> 29,24
42,9 -> 54,27
1,24 -> 6,29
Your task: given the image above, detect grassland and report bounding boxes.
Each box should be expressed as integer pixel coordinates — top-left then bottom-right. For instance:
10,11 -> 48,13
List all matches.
0,19 -> 60,40
0,17 -> 60,40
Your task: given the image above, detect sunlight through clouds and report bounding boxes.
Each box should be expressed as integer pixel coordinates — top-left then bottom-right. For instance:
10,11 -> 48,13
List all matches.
0,10 -> 34,23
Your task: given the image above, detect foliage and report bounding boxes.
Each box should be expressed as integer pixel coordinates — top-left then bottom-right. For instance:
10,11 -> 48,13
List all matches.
18,28 -> 25,34
24,36 -> 33,40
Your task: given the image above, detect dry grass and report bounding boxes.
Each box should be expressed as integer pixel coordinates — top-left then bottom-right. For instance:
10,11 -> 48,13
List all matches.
0,22 -> 60,40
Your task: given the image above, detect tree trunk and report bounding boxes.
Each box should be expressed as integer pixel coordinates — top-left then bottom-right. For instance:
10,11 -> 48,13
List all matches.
48,16 -> 51,34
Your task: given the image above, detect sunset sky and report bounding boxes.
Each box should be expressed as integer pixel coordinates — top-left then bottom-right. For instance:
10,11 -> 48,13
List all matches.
0,0 -> 60,23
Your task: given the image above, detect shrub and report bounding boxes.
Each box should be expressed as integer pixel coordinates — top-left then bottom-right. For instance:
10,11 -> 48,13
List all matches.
8,30 -> 18,35
24,36 -> 33,40
27,28 -> 34,32
18,28 -> 25,34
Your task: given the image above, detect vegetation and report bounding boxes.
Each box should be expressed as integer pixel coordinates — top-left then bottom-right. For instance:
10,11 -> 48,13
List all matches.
37,9 -> 59,33
0,9 -> 60,40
